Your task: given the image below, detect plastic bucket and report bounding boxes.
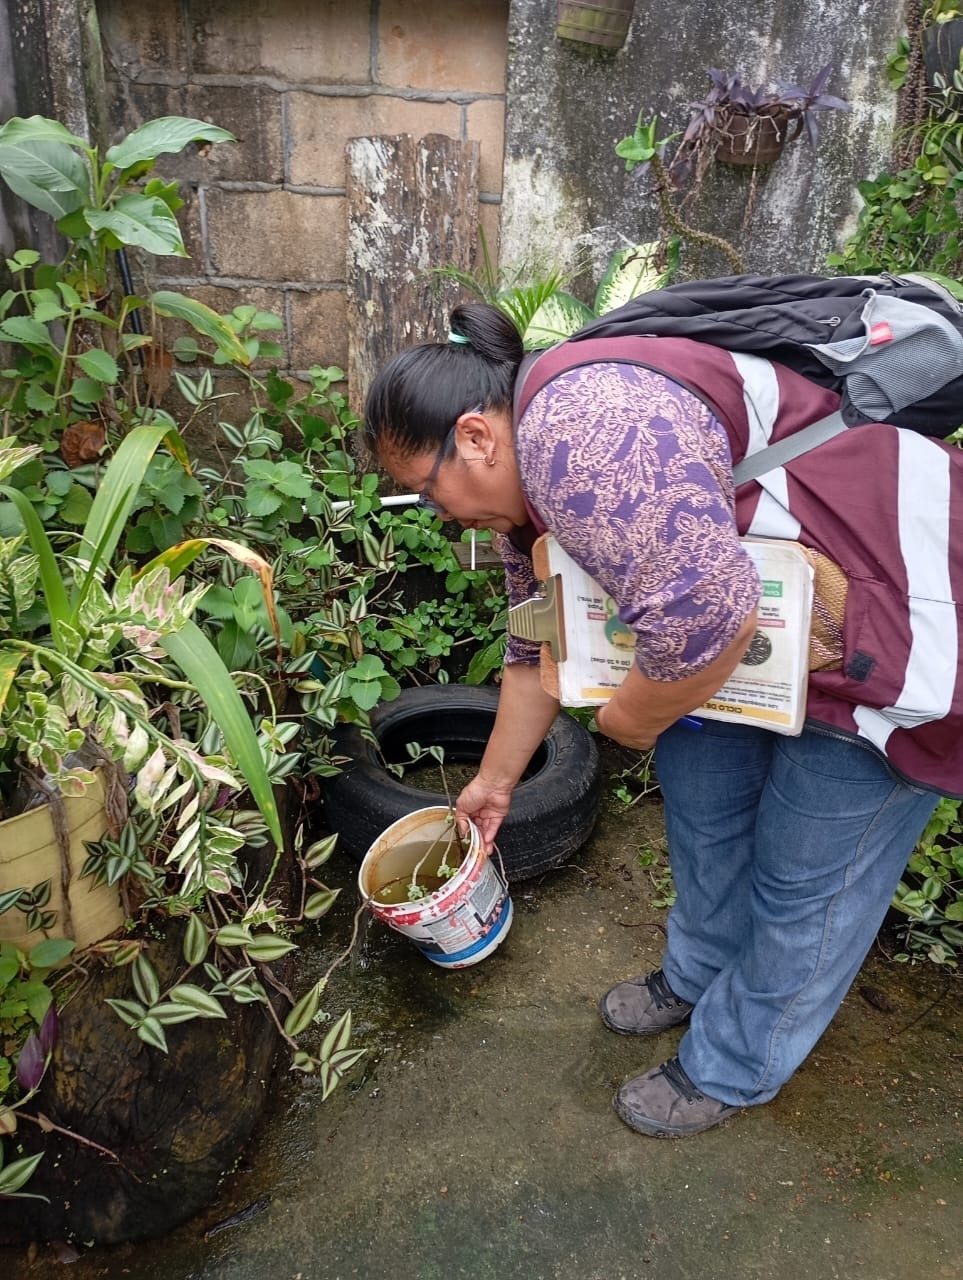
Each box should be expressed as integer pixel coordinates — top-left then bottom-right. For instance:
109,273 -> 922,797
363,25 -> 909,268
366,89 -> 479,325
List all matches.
358,806 -> 512,969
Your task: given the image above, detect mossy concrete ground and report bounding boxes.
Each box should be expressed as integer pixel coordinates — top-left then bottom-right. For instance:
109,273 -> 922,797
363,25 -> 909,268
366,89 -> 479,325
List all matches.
6,749 -> 962,1279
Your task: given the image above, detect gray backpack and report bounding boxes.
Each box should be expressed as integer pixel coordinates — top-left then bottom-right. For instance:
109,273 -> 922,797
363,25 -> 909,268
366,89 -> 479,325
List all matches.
538,270 -> 963,482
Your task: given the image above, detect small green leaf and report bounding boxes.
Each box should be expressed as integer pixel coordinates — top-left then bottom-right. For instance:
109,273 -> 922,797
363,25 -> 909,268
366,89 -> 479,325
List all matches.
319,1045 -> 366,1100
58,484 -> 93,525
319,1008 -> 352,1061
304,888 -> 340,919
0,886 -> 24,915
303,833 -> 338,869
244,935 -> 298,962
227,984 -> 268,1005
132,953 -> 161,1006
215,924 -> 254,947
148,1002 -> 202,1025
75,347 -> 120,385
0,1150 -> 47,1197
183,913 -> 209,966
69,377 -> 106,403
347,680 -> 383,712
135,1016 -> 169,1053
0,315 -> 55,347
105,997 -> 148,1027
24,382 -> 57,412
7,247 -> 41,268
283,981 -> 323,1037
27,938 -> 75,969
166,984 -> 228,1018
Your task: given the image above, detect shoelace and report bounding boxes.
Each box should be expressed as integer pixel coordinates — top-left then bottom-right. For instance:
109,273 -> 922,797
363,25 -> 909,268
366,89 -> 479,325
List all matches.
646,968 -> 687,1011
658,1055 -> 704,1104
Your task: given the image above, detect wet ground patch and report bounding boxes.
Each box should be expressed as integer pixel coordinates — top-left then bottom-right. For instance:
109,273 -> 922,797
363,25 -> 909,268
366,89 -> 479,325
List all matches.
5,744 -> 961,1278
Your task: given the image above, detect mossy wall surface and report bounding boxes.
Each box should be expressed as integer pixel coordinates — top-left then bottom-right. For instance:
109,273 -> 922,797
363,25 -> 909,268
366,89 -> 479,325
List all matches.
2,1 -> 908,381
503,0 -> 904,289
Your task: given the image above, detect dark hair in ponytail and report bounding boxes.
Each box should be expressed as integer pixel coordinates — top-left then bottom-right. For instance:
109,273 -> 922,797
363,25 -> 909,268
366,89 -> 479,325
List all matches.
363,303 -> 525,458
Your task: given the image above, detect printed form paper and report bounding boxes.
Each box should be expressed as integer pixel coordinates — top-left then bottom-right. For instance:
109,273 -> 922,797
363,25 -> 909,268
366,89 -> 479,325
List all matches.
532,535 -> 814,736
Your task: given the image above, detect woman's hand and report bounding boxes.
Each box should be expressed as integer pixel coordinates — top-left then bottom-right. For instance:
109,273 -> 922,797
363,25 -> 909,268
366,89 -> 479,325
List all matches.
455,775 -> 515,855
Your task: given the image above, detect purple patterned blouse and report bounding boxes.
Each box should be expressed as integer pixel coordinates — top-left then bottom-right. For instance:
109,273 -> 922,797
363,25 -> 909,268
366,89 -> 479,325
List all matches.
498,362 -> 761,681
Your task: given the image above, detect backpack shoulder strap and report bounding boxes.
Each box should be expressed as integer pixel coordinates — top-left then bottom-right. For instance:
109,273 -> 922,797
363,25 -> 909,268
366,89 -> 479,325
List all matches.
732,410 -> 849,485
512,347 -> 556,424
515,345 -> 850,489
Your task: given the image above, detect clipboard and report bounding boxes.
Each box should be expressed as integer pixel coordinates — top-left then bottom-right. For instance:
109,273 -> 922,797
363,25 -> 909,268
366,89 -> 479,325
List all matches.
507,534 -> 814,736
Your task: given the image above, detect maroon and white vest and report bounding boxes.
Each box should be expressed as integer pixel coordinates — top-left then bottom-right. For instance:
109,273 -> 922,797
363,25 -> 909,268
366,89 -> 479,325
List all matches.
518,335 -> 963,798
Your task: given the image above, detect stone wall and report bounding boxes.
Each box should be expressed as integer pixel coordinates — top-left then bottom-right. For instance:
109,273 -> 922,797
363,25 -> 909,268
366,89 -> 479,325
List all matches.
94,0 -> 508,377
3,0 -> 911,397
503,0 -> 904,294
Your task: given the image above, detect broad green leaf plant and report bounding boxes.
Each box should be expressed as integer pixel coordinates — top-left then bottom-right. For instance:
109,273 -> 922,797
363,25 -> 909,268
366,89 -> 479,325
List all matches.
168,328 -> 505,717
432,227 -> 680,351
522,239 -> 680,348
0,426 -> 282,851
0,425 -> 365,1198
0,937 -> 73,1199
0,113 -> 373,1200
0,115 -> 239,299
0,115 -> 248,528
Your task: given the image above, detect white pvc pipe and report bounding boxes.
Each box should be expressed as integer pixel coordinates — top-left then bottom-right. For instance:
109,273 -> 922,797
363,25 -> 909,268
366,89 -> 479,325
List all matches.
330,493 -> 420,511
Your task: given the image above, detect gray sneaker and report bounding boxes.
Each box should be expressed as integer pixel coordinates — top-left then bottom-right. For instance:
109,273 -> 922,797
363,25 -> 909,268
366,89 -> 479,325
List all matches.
614,1056 -> 740,1138
598,968 -> 693,1035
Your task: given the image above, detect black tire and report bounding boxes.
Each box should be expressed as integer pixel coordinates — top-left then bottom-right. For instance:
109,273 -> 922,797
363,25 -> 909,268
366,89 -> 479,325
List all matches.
320,685 -> 601,881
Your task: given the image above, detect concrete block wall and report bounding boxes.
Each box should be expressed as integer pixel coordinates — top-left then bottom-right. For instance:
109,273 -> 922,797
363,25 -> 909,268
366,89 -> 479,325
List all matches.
96,0 -> 508,381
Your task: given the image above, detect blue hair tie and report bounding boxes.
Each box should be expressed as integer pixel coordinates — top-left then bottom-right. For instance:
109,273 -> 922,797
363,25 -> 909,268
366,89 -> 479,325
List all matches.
448,331 -> 470,346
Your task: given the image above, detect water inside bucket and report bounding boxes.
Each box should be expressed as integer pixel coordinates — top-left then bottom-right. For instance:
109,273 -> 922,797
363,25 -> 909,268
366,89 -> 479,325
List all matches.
374,873 -> 452,905
368,824 -> 468,905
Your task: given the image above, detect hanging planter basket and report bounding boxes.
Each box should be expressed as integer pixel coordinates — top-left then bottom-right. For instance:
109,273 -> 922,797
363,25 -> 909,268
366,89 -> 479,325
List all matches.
714,109 -> 803,167
556,0 -> 636,50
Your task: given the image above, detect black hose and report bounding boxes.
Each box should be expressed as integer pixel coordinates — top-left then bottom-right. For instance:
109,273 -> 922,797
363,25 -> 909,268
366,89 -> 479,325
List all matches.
115,247 -> 145,372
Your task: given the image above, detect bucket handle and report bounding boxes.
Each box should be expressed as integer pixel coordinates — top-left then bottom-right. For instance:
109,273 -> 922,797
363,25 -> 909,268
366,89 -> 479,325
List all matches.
491,843 -> 509,889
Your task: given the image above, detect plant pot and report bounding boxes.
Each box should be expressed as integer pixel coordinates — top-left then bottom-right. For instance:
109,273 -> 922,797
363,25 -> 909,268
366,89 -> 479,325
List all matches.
0,917 -> 286,1245
924,17 -> 963,88
715,109 -> 802,166
0,773 -> 124,949
556,0 -> 635,50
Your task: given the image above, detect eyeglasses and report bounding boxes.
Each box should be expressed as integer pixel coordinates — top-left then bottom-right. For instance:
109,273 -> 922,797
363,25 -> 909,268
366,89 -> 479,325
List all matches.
418,407 -> 483,514
418,425 -> 457,514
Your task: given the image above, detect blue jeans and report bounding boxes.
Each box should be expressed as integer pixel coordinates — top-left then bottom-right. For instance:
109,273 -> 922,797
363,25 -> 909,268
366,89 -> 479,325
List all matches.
653,719 -> 938,1107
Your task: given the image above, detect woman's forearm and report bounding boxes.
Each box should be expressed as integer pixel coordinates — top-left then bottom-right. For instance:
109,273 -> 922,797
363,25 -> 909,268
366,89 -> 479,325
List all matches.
477,662 -> 561,789
596,608 -> 759,751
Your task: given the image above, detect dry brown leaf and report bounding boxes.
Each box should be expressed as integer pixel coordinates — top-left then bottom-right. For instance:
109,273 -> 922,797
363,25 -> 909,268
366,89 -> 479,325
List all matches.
61,420 -> 106,468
